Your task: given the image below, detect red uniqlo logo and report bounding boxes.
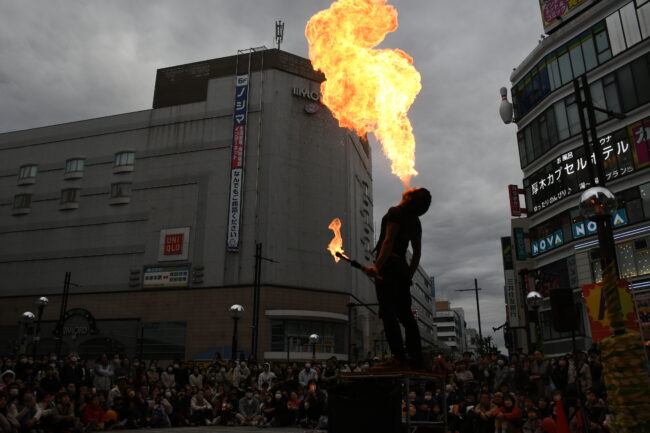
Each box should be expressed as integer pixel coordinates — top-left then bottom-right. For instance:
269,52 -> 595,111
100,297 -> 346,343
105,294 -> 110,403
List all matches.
164,234 -> 183,255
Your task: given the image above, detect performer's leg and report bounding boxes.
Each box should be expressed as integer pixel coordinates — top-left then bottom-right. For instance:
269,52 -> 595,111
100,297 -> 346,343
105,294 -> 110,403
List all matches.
394,285 -> 423,368
376,281 -> 406,361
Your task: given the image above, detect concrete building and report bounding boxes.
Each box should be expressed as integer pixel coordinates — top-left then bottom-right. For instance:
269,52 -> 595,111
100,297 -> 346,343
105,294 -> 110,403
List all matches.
502,0 -> 650,355
0,48 -> 381,362
433,301 -> 466,353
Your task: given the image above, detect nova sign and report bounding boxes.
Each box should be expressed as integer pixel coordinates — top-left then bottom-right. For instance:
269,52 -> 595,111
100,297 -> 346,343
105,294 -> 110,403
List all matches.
531,230 -> 564,257
572,209 -> 628,239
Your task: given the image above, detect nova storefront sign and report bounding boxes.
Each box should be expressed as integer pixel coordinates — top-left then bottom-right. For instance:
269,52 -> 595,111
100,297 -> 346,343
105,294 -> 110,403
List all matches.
531,230 -> 564,257
572,209 -> 628,239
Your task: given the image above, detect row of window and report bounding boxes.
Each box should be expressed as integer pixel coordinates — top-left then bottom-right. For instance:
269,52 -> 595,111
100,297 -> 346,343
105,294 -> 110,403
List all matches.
513,1 -> 650,120
590,236 -> 650,281
12,183 -> 132,212
518,52 -> 650,168
16,151 -> 135,182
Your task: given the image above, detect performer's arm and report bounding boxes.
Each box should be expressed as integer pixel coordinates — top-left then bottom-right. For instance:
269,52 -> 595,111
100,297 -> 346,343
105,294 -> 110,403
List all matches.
364,221 -> 398,277
409,232 -> 421,278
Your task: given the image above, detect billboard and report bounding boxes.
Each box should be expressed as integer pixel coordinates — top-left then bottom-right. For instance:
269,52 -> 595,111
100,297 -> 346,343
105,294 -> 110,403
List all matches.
143,266 -> 190,288
158,227 -> 190,262
524,128 -> 635,215
539,0 -> 594,32
227,74 -> 250,252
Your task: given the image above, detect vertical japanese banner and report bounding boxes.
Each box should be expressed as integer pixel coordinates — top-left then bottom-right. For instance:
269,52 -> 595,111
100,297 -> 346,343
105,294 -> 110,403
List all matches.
629,117 -> 650,169
581,280 -> 639,343
227,74 -> 250,252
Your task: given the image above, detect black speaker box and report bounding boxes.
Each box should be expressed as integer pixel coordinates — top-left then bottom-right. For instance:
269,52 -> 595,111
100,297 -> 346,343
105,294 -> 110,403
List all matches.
329,377 -> 402,433
549,288 -> 578,332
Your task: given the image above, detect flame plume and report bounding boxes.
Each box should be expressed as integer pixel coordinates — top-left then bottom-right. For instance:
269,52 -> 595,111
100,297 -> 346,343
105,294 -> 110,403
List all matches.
306,0 -> 421,187
327,218 -> 348,262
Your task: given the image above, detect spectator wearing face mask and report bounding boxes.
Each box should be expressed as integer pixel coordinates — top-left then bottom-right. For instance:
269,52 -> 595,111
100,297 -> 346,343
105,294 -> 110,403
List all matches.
236,388 -> 261,426
298,364 -> 318,387
258,363 -> 276,390
146,366 -> 159,385
161,365 -> 176,389
93,354 -> 114,394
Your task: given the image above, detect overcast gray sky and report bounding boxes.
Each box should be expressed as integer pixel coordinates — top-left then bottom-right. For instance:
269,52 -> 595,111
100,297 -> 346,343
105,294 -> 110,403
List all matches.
0,0 -> 544,349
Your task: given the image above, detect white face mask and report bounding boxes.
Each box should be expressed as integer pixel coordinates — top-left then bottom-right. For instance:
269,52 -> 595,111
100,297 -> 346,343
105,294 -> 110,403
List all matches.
275,393 -> 282,399
164,392 -> 172,398
10,389 -> 19,396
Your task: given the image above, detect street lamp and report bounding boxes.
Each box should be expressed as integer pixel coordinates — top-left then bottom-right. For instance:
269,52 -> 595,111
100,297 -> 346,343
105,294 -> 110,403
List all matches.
526,291 -> 543,353
229,304 -> 244,361
309,333 -> 319,361
33,297 -> 48,358
19,311 -> 36,357
579,187 -> 626,334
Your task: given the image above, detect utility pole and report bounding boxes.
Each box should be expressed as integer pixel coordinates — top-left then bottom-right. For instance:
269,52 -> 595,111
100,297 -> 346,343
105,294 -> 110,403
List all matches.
251,243 -> 278,361
456,279 -> 483,353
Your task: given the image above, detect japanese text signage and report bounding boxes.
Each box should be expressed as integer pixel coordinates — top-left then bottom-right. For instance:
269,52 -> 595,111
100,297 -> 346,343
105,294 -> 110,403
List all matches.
571,209 -> 629,239
525,129 -> 634,215
508,185 -> 522,217
629,117 -> 650,169
227,74 -> 250,252
143,266 -> 190,288
513,228 -> 528,260
531,229 -> 564,257
539,0 -> 593,31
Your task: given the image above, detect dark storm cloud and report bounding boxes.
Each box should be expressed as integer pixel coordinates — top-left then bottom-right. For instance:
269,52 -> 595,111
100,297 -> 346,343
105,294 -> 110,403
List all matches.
0,0 -> 544,348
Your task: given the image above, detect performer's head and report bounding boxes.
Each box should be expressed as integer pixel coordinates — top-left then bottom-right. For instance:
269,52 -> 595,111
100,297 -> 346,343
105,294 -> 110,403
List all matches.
401,187 -> 431,216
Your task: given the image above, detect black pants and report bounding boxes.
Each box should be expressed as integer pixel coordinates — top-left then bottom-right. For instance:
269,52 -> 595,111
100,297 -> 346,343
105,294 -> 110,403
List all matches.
375,257 -> 422,366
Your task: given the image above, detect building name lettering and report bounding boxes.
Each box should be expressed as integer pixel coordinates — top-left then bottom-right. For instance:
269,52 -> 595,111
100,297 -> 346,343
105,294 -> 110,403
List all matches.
292,87 -> 322,102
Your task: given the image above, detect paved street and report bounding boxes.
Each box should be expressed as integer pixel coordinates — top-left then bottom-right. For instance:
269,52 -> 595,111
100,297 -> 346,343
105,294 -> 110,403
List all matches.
119,427 -> 326,433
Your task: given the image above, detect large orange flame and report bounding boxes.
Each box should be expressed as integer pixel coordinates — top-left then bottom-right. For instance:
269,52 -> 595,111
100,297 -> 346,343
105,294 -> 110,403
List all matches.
327,218 -> 347,262
306,0 -> 421,187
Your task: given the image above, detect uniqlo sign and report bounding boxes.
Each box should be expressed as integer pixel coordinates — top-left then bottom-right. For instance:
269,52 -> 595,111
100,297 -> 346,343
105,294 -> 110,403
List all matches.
158,227 -> 190,262
164,234 -> 184,255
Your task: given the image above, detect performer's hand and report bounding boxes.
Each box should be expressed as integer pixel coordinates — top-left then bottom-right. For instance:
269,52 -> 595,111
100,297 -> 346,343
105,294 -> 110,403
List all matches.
363,266 -> 378,278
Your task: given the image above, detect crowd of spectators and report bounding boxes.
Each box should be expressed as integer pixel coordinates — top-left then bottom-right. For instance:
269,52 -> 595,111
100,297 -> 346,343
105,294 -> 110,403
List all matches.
0,348 -> 612,433
407,349 -> 610,433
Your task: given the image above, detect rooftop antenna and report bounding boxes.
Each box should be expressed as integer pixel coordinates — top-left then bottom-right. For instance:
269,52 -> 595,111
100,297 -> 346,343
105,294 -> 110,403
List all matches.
275,20 -> 285,51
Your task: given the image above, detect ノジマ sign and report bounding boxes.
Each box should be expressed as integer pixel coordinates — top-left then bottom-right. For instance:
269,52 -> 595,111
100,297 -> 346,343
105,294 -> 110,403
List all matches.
227,75 -> 250,251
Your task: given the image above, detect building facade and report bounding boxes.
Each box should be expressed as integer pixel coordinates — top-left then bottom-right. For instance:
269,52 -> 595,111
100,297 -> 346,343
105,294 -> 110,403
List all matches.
0,49 -> 382,362
433,301 -> 466,353
502,0 -> 650,355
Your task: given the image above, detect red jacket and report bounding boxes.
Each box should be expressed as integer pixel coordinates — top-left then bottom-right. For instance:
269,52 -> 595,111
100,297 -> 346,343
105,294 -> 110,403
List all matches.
82,405 -> 106,424
495,406 -> 523,422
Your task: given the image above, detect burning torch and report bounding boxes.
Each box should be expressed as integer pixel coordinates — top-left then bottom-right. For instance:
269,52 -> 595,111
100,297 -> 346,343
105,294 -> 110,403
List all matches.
327,218 -> 380,279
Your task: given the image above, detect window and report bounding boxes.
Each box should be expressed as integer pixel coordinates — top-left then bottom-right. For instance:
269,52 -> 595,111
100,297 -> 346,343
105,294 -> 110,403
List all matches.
13,194 -> 32,210
114,151 -> 135,173
635,239 -> 650,275
621,2 -> 643,47
617,242 -> 638,278
65,158 -> 85,173
617,65 -> 638,112
18,165 -> 37,183
59,188 -> 80,210
111,182 -> 132,199
607,12 -> 627,56
590,250 -> 602,283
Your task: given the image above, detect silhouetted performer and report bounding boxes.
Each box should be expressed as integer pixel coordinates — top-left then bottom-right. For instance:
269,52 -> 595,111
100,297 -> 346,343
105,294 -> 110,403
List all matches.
365,187 -> 431,370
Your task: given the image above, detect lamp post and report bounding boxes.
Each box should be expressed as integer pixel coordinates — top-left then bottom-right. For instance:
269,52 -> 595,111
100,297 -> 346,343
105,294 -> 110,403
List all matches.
19,311 -> 36,357
526,290 -> 542,353
229,304 -> 244,361
33,297 -> 48,358
579,187 -> 625,333
309,333 -> 319,362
